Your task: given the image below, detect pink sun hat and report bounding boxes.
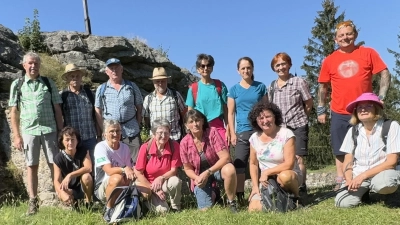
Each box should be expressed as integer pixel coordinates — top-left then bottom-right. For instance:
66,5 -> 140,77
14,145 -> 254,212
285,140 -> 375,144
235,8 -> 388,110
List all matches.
346,92 -> 383,113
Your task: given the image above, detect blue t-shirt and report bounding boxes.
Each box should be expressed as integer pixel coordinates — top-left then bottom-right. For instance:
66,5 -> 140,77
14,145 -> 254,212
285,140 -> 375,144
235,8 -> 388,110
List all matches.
186,80 -> 228,122
228,81 -> 266,133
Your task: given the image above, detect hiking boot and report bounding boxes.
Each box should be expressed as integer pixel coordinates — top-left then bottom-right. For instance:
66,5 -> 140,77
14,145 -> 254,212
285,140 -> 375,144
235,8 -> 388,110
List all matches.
26,197 -> 39,216
361,191 -> 370,203
170,208 -> 181,213
227,200 -> 238,213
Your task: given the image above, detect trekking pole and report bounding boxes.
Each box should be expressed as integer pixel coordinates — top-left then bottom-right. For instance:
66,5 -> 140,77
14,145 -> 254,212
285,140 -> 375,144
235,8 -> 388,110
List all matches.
305,186 -> 348,208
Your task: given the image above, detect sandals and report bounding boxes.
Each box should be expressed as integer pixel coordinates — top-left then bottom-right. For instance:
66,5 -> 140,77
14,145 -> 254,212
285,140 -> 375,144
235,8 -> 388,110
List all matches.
333,177 -> 344,191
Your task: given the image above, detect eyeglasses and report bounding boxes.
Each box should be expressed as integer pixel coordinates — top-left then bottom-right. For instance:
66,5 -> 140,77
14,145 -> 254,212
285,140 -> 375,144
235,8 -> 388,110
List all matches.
155,131 -> 170,137
108,129 -> 122,135
200,64 -> 213,69
356,104 -> 374,111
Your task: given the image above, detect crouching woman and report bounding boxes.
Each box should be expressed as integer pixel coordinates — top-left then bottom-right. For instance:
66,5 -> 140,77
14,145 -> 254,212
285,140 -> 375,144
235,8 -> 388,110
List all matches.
247,102 -> 302,211
53,127 -> 93,207
335,93 -> 400,208
134,118 -> 182,213
180,109 -> 238,212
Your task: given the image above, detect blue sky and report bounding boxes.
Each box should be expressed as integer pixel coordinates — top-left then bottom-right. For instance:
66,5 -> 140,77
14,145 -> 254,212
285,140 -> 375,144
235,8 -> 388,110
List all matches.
1,0 -> 399,89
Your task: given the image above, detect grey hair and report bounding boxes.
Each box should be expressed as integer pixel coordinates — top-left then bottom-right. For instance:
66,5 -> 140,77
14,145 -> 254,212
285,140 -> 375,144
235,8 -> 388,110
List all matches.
23,52 -> 41,64
103,119 -> 121,134
151,118 -> 171,134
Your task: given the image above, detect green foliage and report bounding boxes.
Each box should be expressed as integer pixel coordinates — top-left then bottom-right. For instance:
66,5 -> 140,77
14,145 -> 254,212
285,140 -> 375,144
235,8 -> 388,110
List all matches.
384,30 -> 400,121
301,0 -> 345,168
156,44 -> 170,58
17,9 -> 46,52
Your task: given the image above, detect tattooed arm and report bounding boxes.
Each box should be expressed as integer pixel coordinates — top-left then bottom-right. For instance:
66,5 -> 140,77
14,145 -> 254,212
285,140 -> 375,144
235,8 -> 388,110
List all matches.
378,69 -> 391,98
317,83 -> 330,124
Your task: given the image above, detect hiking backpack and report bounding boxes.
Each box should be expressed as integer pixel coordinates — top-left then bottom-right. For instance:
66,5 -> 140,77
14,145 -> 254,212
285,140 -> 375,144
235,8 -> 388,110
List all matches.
61,86 -> 96,126
16,76 -> 55,116
260,176 -> 298,213
99,79 -> 136,123
352,119 -> 393,152
190,79 -> 222,104
103,182 -> 142,224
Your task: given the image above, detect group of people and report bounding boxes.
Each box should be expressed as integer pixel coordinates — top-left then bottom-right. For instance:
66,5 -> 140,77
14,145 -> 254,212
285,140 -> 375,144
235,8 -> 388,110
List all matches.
8,19 -> 400,217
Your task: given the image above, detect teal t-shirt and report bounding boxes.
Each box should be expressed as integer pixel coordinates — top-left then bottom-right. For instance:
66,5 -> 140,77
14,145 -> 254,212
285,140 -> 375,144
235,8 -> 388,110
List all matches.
186,80 -> 228,122
227,81 -> 267,133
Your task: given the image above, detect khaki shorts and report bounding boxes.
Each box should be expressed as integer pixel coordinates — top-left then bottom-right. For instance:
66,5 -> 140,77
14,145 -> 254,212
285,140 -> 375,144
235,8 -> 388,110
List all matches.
23,132 -> 58,166
95,176 -> 110,203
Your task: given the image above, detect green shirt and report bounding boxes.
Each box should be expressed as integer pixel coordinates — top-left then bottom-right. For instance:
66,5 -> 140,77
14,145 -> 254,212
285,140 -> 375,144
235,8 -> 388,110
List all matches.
9,75 -> 62,135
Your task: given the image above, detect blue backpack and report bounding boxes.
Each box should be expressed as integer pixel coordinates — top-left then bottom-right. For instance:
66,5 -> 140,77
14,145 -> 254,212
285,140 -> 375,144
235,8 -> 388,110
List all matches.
103,183 -> 142,224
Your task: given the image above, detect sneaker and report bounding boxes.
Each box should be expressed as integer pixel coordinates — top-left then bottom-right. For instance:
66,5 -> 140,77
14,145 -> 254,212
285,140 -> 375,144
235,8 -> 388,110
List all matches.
26,197 -> 39,216
227,200 -> 238,213
170,208 -> 181,213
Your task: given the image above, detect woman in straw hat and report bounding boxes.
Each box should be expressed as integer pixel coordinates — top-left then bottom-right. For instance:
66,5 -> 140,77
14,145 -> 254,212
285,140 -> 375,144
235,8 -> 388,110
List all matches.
335,92 -> 400,208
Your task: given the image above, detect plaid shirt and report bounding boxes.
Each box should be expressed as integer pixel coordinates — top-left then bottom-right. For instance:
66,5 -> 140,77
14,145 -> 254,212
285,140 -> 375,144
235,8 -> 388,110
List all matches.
95,80 -> 143,138
9,75 -> 62,135
143,88 -> 186,141
268,75 -> 312,129
61,87 -> 96,140
180,127 -> 228,191
340,119 -> 400,177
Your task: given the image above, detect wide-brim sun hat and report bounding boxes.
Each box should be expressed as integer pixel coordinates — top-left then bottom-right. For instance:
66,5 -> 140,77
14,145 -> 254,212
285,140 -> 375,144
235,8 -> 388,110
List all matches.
61,63 -> 88,80
149,67 -> 171,80
345,92 -> 383,113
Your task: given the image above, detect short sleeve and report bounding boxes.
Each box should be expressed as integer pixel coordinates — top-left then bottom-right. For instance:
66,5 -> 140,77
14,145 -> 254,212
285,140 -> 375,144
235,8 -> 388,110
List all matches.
131,82 -> 143,105
94,84 -> 103,108
49,78 -> 62,104
227,85 -> 237,99
179,137 -> 189,164
299,78 -> 312,101
176,91 -> 187,112
94,142 -> 111,167
8,79 -> 18,107
170,141 -> 182,168
142,95 -> 150,117
210,127 -> 227,153
318,58 -> 331,83
221,82 -> 228,104
134,143 -> 148,171
386,121 -> 400,154
369,48 -> 387,75
185,87 -> 194,108
339,128 -> 355,154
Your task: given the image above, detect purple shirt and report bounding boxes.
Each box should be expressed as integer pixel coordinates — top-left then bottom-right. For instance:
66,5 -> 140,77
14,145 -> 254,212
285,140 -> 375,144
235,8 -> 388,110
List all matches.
180,127 -> 228,191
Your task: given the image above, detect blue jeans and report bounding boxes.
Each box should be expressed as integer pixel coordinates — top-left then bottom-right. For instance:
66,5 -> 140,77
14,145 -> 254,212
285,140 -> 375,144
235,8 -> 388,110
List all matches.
80,137 -> 97,165
194,170 -> 223,209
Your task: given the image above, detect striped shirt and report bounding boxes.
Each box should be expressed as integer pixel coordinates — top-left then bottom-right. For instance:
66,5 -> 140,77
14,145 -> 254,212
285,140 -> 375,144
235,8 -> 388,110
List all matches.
9,75 -> 62,135
94,80 -> 143,138
143,89 -> 186,141
180,127 -> 228,191
61,87 -> 96,140
268,75 -> 312,129
340,119 -> 400,177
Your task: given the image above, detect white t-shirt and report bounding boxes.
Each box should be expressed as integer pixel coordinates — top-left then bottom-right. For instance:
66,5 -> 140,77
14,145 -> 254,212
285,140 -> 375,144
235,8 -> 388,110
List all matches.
249,127 -> 301,175
93,140 -> 132,191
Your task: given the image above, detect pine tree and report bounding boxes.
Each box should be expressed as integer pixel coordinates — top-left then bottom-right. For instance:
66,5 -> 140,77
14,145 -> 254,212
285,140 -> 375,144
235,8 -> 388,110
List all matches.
385,31 -> 400,121
301,0 -> 345,169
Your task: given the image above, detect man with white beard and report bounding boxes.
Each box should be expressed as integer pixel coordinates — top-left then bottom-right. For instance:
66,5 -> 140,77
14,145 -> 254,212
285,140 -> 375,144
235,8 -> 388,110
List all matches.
143,67 -> 187,142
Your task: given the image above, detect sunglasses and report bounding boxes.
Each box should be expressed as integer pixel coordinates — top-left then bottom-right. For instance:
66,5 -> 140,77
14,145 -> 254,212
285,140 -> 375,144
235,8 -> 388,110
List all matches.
335,20 -> 355,32
200,64 -> 213,69
356,104 -> 374,111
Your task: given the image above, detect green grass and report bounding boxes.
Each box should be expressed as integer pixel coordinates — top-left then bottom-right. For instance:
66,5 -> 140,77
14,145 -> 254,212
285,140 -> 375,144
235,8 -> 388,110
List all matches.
2,188 -> 400,225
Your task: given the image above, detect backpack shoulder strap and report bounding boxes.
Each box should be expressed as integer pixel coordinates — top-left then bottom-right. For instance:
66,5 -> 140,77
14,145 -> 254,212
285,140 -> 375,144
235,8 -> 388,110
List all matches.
99,82 -> 107,98
190,82 -> 199,105
381,119 -> 393,150
351,124 -> 359,154
169,139 -> 175,155
269,80 -> 276,103
146,138 -> 154,161
212,79 -> 222,96
41,76 -> 52,94
83,86 -> 95,106
16,77 -> 25,111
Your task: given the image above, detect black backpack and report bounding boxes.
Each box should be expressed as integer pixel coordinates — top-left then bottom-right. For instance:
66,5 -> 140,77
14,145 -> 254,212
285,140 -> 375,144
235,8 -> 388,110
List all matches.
61,86 -> 96,126
260,176 -> 298,213
352,119 -> 393,153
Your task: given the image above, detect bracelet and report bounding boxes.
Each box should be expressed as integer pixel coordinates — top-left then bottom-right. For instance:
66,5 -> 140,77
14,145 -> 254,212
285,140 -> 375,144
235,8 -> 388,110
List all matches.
316,106 -> 326,116
207,169 -> 213,175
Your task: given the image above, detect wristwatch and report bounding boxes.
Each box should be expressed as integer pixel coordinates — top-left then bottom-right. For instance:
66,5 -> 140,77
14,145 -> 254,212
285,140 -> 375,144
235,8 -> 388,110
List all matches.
121,166 -> 126,174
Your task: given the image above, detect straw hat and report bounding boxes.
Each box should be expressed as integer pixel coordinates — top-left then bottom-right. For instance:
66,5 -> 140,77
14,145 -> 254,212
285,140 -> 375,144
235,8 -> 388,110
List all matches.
149,67 -> 171,80
61,64 -> 87,80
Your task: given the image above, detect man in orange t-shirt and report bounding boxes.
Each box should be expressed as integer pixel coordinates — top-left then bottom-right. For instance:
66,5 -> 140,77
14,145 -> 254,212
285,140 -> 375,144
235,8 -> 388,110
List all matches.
317,20 -> 391,191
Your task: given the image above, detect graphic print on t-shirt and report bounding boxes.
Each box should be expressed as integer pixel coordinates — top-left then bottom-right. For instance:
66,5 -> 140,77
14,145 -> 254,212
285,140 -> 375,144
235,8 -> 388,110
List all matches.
337,60 -> 359,78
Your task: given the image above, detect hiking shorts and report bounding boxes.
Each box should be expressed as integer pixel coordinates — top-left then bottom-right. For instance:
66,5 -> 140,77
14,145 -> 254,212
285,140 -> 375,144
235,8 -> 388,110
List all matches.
288,124 -> 309,156
330,111 -> 352,156
23,132 -> 58,166
233,130 -> 253,174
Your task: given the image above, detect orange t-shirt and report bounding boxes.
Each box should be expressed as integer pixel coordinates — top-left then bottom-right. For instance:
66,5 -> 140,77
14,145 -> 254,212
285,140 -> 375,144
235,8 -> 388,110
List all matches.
318,46 -> 387,114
